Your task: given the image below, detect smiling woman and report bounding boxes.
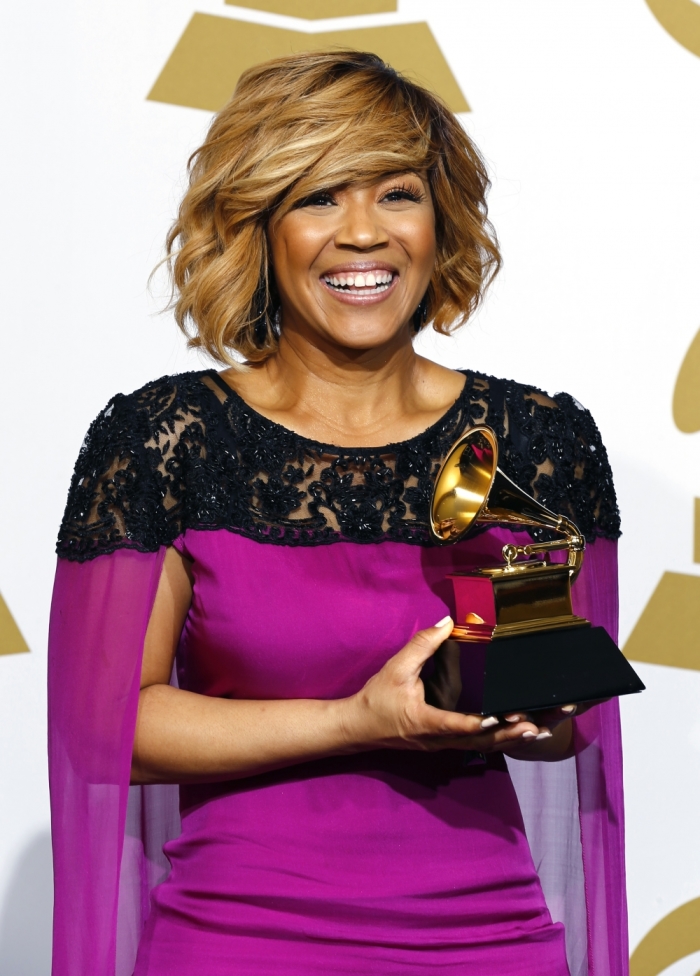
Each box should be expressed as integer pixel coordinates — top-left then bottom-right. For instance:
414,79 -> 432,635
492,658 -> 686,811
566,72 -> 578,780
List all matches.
49,51 -> 626,976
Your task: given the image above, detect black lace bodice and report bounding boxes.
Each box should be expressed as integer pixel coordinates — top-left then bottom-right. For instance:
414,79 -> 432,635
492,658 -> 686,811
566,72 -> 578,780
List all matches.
56,369 -> 620,561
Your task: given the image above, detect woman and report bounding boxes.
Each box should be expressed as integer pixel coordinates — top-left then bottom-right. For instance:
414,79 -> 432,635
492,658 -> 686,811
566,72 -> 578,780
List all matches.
49,52 -> 626,976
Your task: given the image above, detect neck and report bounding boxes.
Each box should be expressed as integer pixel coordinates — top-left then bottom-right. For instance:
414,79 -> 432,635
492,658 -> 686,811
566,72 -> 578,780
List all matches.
258,326 -> 423,442
221,317 -> 464,448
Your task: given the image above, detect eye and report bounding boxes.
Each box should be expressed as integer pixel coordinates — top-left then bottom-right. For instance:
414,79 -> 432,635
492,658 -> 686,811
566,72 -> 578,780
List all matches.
296,190 -> 336,209
381,183 -> 426,204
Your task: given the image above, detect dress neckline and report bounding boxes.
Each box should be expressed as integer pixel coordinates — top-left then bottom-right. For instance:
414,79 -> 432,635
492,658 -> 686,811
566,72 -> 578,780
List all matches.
206,368 -> 471,455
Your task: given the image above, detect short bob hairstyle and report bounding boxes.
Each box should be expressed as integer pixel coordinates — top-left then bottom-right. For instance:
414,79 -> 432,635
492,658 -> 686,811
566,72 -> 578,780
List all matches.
166,50 -> 501,365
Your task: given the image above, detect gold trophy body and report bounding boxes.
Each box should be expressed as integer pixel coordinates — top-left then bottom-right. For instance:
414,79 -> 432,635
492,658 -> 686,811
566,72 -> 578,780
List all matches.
426,426 -> 644,715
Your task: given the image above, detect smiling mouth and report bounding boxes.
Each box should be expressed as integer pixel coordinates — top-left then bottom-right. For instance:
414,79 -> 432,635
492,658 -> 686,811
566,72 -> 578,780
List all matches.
322,271 -> 396,295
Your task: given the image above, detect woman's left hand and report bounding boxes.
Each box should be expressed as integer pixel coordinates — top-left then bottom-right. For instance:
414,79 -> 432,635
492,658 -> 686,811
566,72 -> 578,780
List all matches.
501,701 -> 605,762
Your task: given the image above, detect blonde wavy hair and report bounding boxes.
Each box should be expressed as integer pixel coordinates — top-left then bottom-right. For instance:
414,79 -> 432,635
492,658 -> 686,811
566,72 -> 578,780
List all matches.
165,50 -> 501,365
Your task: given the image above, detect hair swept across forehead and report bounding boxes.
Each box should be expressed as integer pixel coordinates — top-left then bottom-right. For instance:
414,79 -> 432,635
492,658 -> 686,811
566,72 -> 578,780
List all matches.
165,50 -> 501,365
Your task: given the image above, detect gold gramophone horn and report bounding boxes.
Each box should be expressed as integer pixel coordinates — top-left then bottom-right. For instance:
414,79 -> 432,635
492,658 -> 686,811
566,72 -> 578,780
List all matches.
430,426 -> 585,578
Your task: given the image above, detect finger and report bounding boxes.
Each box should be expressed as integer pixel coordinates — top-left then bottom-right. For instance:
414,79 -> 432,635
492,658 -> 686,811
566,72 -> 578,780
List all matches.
500,722 -> 547,742
420,703 -> 486,737
493,722 -> 552,747
428,720 -> 545,752
430,709 -> 540,741
395,617 -> 453,674
533,728 -> 553,741
529,704 -> 577,727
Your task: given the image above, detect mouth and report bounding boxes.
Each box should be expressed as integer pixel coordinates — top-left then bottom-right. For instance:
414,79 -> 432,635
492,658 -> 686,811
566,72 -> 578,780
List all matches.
321,263 -> 399,305
320,269 -> 398,301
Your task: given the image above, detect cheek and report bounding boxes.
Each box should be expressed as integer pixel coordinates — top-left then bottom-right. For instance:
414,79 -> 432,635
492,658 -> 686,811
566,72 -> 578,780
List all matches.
398,215 -> 437,268
270,216 -> 329,286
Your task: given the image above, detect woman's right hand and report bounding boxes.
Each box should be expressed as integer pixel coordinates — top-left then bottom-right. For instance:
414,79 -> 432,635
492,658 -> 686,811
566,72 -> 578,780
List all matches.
339,617 -> 545,755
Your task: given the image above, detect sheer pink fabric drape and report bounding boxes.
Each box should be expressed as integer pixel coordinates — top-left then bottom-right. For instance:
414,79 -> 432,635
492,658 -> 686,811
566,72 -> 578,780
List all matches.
506,536 -> 626,976
49,548 -> 170,976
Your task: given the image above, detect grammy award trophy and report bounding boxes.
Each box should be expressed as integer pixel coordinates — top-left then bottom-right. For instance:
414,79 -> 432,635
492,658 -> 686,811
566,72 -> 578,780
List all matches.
426,426 -> 645,715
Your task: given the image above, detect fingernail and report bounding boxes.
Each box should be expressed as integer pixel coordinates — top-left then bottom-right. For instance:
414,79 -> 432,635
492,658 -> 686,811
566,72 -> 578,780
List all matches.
536,730 -> 553,740
434,615 -> 452,628
480,716 -> 499,729
521,731 -> 537,739
504,714 -> 521,723
561,705 -> 577,714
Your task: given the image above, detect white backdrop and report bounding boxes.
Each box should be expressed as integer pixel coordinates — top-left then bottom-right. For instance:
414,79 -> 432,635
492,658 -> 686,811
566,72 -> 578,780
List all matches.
1,2 -> 699,973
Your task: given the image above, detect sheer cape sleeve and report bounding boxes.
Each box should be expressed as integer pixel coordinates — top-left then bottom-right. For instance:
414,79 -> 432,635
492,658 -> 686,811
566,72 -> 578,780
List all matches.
49,384 -> 186,976
49,549 -> 168,976
474,377 -> 629,976
504,536 -> 626,976
477,375 -> 627,976
48,370 -> 627,976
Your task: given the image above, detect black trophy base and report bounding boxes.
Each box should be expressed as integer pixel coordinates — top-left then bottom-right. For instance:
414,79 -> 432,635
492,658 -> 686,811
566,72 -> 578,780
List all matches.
424,625 -> 645,716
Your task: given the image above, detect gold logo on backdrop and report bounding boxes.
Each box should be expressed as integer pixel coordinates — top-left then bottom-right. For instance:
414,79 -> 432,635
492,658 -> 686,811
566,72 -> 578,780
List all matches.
673,326 -> 700,434
0,591 -> 29,656
227,0 -> 396,16
624,327 -> 700,670
645,0 -> 700,58
630,896 -> 700,976
147,5 -> 468,114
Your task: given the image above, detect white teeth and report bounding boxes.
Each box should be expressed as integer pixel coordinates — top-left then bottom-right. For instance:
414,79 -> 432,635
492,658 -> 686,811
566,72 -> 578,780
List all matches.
323,270 -> 395,293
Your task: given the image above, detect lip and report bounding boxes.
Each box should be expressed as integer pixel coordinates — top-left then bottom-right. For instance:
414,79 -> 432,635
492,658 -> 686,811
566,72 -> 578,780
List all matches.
320,261 -> 399,277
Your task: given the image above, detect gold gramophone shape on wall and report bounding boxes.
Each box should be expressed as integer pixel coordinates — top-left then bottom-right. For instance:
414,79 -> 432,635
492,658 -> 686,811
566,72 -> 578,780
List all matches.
427,426 -> 645,715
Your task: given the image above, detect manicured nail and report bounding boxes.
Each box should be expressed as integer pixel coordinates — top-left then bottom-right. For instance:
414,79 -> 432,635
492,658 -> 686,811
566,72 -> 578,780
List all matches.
561,705 -> 577,714
434,615 -> 452,628
504,714 -> 522,723
480,716 -> 499,729
536,730 -> 553,740
521,730 -> 537,739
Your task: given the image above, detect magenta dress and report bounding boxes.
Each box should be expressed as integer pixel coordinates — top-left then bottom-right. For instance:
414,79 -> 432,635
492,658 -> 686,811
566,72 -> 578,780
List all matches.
48,370 -> 628,976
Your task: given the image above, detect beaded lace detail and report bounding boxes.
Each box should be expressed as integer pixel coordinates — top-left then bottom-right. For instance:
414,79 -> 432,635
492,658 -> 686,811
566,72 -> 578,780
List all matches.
57,369 -> 620,561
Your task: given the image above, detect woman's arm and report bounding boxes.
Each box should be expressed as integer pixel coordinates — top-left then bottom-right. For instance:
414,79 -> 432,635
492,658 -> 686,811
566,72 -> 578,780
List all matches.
131,548 -> 568,784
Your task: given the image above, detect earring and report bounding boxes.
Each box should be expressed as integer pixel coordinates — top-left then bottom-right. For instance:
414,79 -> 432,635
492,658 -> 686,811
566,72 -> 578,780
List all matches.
253,278 -> 273,347
412,295 -> 429,333
252,271 -> 282,347
254,316 -> 269,347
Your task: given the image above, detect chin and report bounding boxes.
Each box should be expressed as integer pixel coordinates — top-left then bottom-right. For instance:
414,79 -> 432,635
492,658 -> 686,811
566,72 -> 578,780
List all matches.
324,321 -> 408,351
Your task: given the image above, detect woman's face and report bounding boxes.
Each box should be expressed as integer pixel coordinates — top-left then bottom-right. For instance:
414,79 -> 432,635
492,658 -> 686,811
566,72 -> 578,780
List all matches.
268,171 -> 436,354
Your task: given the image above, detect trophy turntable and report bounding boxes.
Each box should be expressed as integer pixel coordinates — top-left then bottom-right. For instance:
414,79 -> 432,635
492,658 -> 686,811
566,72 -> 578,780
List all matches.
426,426 -> 645,715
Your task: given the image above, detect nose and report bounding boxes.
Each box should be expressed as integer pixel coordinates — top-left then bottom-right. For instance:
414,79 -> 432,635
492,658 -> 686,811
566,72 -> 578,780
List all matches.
334,198 -> 389,251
